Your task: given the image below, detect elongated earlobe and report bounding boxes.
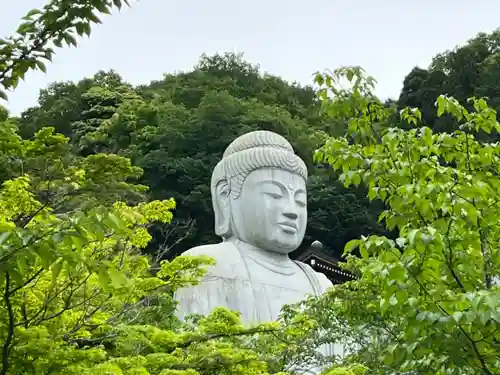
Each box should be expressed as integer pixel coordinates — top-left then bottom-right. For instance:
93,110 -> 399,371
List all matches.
213,180 -> 232,238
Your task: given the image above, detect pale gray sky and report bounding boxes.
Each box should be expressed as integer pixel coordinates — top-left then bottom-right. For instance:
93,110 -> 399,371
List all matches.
2,0 -> 500,115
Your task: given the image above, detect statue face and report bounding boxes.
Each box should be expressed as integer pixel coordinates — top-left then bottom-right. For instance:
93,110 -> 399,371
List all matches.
231,168 -> 307,254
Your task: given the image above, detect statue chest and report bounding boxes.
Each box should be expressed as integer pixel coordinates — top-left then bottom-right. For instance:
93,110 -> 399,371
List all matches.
174,246 -> 328,328
207,260 -> 317,325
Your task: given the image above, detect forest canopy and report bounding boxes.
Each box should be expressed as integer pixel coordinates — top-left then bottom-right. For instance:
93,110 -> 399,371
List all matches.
10,52 -> 387,259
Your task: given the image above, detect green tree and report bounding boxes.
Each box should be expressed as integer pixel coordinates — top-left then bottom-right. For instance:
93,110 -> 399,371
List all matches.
17,70 -> 130,139
305,172 -> 386,253
0,113 -> 347,374
398,29 -> 500,140
71,84 -> 141,155
17,53 -> 386,259
0,4 -> 360,374
309,66 -> 500,375
0,0 -> 131,101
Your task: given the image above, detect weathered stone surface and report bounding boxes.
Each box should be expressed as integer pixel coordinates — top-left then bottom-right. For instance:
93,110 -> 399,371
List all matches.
175,131 -> 343,372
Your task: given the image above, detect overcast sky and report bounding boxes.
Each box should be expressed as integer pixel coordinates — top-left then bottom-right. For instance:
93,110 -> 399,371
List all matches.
2,0 -> 500,115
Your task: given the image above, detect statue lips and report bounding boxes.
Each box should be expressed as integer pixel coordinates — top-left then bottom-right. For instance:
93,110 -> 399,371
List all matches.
278,221 -> 298,233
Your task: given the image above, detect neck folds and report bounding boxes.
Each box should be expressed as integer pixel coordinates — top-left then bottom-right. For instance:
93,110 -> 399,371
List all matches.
227,238 -> 297,276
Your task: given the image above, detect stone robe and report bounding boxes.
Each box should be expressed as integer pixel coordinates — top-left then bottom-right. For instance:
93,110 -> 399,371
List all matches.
175,242 -> 345,373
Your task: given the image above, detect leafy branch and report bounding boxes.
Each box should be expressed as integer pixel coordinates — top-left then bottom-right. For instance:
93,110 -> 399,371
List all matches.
0,0 -> 130,101
0,273 -> 15,375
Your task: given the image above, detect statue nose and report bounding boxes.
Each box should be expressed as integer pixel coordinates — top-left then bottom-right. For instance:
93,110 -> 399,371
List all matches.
283,211 -> 298,220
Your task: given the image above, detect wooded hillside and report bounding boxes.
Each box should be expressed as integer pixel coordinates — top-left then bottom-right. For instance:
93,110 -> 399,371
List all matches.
11,52 -> 387,259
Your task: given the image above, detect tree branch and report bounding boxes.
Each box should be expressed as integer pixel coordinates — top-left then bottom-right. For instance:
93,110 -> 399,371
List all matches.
0,273 -> 15,375
8,267 -> 44,296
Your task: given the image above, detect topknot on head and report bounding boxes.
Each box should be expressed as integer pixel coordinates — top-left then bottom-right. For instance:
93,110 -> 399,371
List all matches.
222,130 -> 294,158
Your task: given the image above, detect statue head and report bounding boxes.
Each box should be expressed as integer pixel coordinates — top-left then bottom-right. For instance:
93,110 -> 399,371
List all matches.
211,130 -> 308,254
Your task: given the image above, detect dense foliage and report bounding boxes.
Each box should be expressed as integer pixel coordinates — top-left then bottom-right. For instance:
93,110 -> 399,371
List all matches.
4,2 -> 500,374
397,28 -> 500,140
0,119 -> 341,374
0,113 -> 369,374
0,3 -> 366,374
306,66 -> 500,375
14,52 -> 386,259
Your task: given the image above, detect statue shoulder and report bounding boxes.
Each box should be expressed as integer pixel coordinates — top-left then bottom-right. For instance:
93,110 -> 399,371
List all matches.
295,260 -> 333,293
181,242 -> 246,279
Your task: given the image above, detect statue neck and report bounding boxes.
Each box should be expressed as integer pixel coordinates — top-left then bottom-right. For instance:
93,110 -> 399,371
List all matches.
226,237 -> 297,276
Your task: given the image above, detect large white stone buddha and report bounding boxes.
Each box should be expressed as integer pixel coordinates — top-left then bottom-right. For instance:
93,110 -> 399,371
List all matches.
174,131 -> 342,372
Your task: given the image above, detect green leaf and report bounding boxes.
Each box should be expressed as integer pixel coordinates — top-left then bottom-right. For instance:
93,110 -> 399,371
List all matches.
314,73 -> 324,86
98,267 -> 110,289
343,239 -> 361,255
359,245 -> 369,259
94,2 -> 111,14
346,69 -> 354,82
51,260 -> 63,281
37,244 -> 56,269
16,256 -> 27,276
16,22 -> 34,34
26,8 -> 42,17
87,11 -> 102,24
35,60 -> 47,73
9,269 -> 23,285
0,231 -> 11,245
109,267 -> 127,288
63,34 -> 78,47
22,9 -> 42,20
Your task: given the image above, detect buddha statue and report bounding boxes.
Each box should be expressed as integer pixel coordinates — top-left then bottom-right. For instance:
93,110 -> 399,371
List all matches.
174,130 -> 343,371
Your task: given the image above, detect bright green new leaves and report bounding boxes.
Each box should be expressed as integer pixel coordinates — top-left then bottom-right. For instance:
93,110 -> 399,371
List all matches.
322,364 -> 367,375
312,68 -> 500,375
0,126 -> 311,374
0,166 -> 177,373
0,0 -> 131,101
0,120 -> 341,374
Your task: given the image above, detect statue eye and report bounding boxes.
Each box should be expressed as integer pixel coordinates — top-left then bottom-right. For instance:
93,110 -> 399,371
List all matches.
295,193 -> 306,207
264,192 -> 282,199
296,200 -> 306,207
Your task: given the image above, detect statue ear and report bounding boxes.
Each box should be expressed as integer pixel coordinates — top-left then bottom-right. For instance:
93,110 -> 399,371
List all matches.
213,179 -> 232,238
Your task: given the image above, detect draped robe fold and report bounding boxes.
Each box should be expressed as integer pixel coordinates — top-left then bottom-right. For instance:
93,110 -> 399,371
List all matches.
175,242 -> 345,373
